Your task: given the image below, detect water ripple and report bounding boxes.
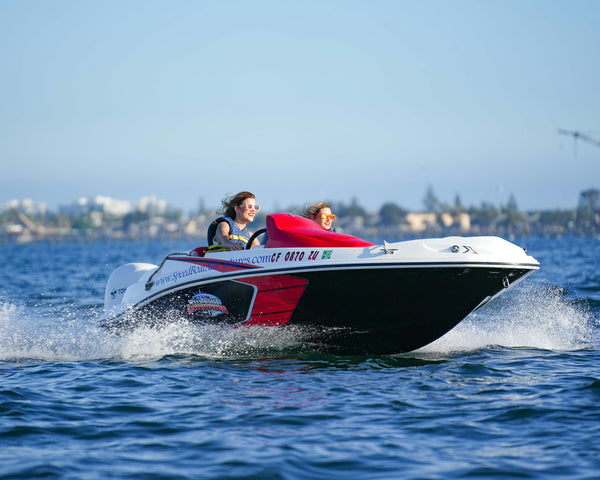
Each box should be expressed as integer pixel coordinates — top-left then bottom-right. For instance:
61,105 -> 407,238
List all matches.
1,238 -> 600,479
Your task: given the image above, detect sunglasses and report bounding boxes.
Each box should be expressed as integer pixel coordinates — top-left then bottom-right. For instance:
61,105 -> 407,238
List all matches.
239,204 -> 260,211
318,214 -> 336,220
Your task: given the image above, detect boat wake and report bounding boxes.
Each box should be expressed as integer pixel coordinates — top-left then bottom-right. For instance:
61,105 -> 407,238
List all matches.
0,283 -> 596,363
0,302 -> 308,362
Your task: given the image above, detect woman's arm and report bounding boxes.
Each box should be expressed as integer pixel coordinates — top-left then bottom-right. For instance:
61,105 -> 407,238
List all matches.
214,222 -> 243,250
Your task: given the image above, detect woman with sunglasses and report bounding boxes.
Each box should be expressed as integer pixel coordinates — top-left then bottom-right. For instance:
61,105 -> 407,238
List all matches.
304,201 -> 336,232
208,191 -> 261,251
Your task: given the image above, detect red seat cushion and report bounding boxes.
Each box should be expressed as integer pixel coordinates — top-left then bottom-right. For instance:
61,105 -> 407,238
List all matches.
192,246 -> 209,257
264,213 -> 376,248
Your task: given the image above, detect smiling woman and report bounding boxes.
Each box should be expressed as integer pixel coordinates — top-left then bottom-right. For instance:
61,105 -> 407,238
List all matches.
208,191 -> 261,251
304,201 -> 336,231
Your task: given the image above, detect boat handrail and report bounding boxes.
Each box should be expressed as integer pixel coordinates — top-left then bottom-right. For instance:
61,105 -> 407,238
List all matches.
145,251 -> 191,291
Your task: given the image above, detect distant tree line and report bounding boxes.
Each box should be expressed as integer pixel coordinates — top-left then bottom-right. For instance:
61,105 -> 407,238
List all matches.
322,186 -> 600,236
1,187 -> 599,242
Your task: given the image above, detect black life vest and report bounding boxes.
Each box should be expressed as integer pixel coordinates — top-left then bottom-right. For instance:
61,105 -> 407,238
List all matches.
207,216 -> 249,251
207,217 -> 228,246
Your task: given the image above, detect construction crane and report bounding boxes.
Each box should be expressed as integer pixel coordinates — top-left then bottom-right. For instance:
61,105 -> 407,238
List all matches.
17,212 -> 46,238
558,129 -> 600,150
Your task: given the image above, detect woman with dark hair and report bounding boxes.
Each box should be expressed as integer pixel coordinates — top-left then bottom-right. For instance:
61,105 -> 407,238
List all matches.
304,201 -> 336,231
208,191 -> 261,251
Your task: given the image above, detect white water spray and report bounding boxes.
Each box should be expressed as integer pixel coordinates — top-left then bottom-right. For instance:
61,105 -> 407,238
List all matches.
0,301 -> 307,362
1,282 -> 596,362
421,284 -> 596,353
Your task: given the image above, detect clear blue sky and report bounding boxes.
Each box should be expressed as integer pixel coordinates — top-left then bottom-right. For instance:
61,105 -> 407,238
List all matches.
1,0 -> 598,213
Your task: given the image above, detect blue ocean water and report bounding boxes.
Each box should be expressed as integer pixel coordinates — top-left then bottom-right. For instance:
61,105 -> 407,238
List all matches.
1,236 -> 599,479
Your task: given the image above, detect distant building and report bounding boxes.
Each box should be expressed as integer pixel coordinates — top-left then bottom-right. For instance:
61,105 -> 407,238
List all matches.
59,195 -> 166,217
440,212 -> 471,232
0,198 -> 47,216
59,198 -> 92,216
457,213 -> 471,232
93,196 -> 132,217
405,212 -> 471,233
405,213 -> 437,232
136,195 -> 167,216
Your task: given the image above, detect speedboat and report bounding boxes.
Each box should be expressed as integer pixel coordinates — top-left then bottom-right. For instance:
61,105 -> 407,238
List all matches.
99,213 -> 540,354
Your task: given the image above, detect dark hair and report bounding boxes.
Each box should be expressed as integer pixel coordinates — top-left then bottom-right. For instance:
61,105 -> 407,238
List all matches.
220,191 -> 256,220
303,201 -> 331,220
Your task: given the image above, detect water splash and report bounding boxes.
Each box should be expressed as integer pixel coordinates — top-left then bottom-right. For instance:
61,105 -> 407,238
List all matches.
112,322 -> 308,360
0,301 -> 307,362
0,301 -> 117,362
2,281 -> 597,362
422,284 -> 597,353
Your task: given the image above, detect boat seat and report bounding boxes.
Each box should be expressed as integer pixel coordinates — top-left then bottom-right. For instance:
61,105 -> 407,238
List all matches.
190,246 -> 209,257
264,213 -> 376,248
